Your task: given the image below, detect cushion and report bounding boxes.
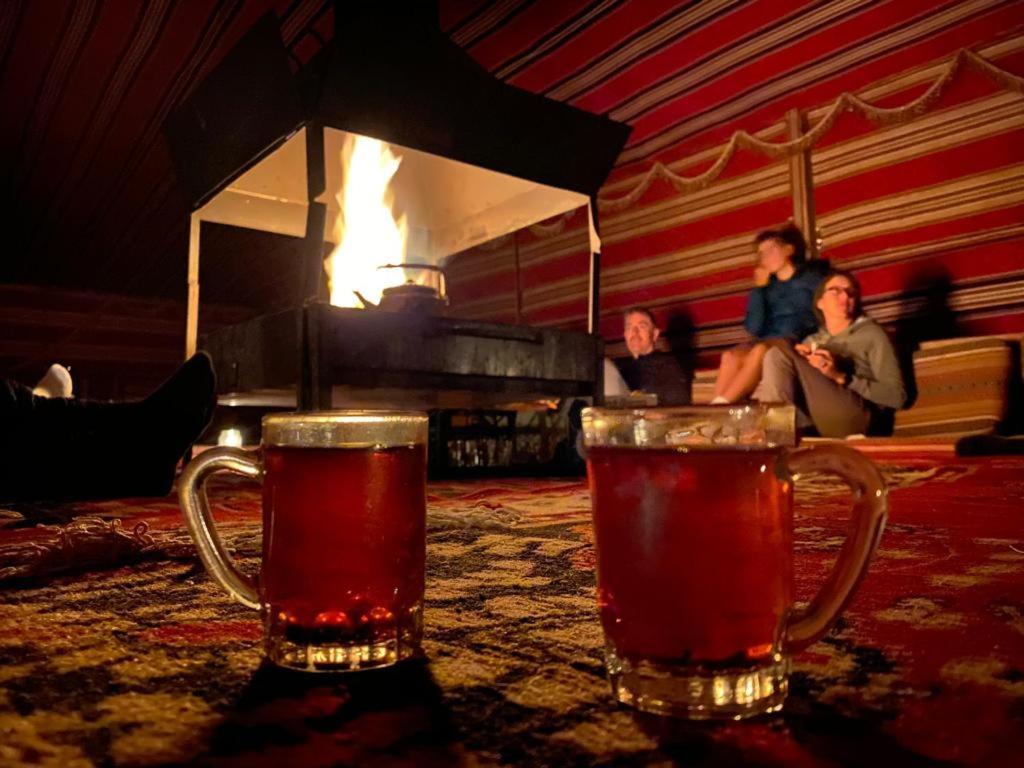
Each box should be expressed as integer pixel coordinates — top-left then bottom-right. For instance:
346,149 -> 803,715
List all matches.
893,337 -> 1017,438
692,368 -> 717,404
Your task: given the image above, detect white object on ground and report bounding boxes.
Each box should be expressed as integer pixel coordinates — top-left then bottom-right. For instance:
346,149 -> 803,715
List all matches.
33,364 -> 73,398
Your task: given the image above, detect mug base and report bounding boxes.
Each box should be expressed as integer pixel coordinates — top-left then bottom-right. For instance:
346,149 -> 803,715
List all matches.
266,635 -> 419,672
606,648 -> 790,720
265,607 -> 422,673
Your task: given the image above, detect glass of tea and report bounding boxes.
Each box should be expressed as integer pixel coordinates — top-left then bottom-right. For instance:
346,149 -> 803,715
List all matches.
178,410 -> 428,672
582,404 -> 887,719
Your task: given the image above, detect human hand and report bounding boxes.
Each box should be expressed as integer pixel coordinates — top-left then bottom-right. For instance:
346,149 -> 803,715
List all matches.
753,265 -> 770,287
794,343 -> 812,356
809,349 -> 846,384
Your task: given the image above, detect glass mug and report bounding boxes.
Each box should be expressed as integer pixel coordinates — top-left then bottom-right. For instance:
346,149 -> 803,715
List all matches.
582,404 -> 887,719
179,411 -> 428,672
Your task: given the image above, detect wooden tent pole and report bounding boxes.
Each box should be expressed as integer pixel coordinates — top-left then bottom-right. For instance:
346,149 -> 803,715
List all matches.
786,108 -> 819,259
185,212 -> 201,359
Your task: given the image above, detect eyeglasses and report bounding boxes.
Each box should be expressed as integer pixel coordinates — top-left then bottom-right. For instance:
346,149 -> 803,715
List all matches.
824,286 -> 857,297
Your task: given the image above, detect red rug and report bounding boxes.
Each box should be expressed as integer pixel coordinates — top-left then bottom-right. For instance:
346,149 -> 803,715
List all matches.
0,452 -> 1021,766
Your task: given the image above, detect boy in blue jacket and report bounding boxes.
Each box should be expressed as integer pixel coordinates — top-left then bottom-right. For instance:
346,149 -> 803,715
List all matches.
711,224 -> 826,404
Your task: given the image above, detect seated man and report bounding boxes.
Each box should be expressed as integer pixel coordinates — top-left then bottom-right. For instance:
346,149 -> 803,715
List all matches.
610,306 -> 690,406
754,269 -> 905,438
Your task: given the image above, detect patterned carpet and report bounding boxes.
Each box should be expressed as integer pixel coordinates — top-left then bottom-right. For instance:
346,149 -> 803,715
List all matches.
0,452 -> 1022,767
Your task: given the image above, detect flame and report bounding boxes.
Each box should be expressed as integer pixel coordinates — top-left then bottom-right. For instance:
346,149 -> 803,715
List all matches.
325,135 -> 408,307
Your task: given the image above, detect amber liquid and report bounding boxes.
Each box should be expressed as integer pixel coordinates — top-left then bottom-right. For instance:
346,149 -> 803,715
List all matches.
587,447 -> 792,667
262,444 -> 426,649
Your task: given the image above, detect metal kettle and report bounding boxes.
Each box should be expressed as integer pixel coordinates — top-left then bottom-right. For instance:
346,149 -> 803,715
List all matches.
354,263 -> 449,315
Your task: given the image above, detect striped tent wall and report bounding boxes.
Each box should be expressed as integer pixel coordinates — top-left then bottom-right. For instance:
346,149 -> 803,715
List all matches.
441,0 -> 1024,362
809,35 -> 1024,340
0,283 -> 251,400
2,0 -> 1021,393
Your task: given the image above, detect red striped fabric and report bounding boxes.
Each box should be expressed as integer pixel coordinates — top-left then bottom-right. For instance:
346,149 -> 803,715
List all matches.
442,0 -> 1024,355
1,0 -> 1022,391
0,283 -> 251,399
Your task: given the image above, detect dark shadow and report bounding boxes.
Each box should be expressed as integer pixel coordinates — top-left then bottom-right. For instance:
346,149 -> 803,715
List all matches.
206,658 -> 465,766
632,713 -> 780,766
629,684 -> 946,767
804,256 -> 833,278
779,682 -> 947,767
664,309 -> 697,404
890,265 -> 960,408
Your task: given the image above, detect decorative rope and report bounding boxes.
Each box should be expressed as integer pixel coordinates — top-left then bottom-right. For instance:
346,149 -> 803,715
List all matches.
0,517 -> 156,582
0,499 -> 529,583
596,48 -> 1024,214
528,210 -> 576,237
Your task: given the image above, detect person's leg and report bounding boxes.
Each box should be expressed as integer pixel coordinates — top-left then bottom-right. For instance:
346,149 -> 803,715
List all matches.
0,353 -> 216,502
713,346 -> 747,399
754,344 -> 801,407
789,353 -> 871,438
762,346 -> 871,438
719,342 -> 777,403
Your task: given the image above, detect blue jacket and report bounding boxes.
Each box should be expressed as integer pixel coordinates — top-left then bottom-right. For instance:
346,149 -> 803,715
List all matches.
743,267 -> 823,340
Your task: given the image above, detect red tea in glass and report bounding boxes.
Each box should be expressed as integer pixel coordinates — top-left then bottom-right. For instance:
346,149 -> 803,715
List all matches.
263,444 -> 426,661
588,446 -> 791,668
180,411 -> 428,672
583,405 -> 888,719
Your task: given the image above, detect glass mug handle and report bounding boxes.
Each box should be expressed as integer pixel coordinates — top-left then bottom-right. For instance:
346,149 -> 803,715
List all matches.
779,443 -> 888,653
178,447 -> 263,610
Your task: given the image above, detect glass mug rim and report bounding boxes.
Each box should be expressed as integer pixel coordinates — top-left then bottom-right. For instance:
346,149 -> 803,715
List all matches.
582,403 -> 797,450
262,409 -> 428,449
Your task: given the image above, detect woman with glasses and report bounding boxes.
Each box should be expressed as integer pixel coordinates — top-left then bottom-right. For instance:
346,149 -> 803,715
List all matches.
711,224 -> 825,404
754,268 -> 906,438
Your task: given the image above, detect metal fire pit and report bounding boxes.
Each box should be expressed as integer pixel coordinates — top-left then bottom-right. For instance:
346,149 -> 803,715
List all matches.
166,5 -> 628,415
203,303 -> 601,410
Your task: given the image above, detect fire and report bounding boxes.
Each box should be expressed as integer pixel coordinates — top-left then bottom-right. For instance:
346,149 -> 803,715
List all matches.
325,134 -> 408,307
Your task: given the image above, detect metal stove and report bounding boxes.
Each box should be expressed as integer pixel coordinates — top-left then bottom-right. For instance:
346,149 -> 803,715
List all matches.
164,2 -> 630,411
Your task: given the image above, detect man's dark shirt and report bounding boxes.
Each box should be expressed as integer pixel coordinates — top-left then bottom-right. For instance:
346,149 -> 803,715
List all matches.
615,352 -> 691,406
